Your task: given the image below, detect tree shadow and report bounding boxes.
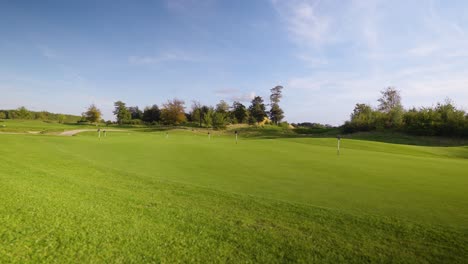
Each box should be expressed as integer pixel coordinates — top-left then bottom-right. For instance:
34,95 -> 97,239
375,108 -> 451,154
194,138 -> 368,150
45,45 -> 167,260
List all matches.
232,127 -> 468,147
340,132 -> 468,147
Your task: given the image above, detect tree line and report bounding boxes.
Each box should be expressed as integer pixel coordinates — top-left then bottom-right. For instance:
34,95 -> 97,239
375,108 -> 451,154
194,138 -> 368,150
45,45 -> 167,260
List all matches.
343,87 -> 468,137
101,86 -> 285,128
5,85 -> 466,138
0,107 -> 81,123
0,86 -> 285,128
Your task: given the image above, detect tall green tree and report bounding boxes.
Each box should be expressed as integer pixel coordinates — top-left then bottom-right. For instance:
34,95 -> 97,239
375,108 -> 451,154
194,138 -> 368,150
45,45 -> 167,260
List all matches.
17,106 -> 31,119
83,104 -> 102,124
351,104 -> 373,122
269,85 -> 284,124
202,107 -> 214,127
128,106 -> 143,120
142,105 -> 161,123
201,106 -> 227,128
232,101 -> 248,123
113,101 -> 131,124
270,104 -> 284,125
212,112 -> 227,129
248,96 -> 267,123
215,100 -> 230,125
215,100 -> 230,114
191,101 -> 212,127
191,101 -> 202,126
377,87 -> 404,128
190,101 -> 205,127
350,103 -> 375,131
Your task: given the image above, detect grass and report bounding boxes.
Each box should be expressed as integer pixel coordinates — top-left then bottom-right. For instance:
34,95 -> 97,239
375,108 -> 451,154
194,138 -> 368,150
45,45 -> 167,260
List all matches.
344,131 -> 468,146
0,120 -> 99,133
0,125 -> 467,262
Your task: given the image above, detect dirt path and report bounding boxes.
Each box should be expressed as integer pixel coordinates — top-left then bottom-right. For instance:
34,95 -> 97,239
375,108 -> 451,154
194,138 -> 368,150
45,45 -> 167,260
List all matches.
59,129 -> 124,136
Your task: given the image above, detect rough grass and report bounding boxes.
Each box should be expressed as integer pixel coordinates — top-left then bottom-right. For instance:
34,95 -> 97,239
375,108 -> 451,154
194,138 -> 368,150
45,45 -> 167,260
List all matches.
0,128 -> 467,263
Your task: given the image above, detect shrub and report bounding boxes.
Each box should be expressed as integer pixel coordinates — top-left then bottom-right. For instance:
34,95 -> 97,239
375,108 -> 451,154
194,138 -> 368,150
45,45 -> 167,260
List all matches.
279,121 -> 290,129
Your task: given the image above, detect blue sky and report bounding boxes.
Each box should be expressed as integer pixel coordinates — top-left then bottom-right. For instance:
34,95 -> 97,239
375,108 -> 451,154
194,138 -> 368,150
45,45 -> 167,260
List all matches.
1,0 -> 467,124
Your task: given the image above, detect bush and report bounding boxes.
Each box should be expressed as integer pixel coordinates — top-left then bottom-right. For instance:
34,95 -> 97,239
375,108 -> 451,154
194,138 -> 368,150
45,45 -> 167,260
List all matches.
123,119 -> 142,125
212,112 -> 227,129
279,121 -> 290,129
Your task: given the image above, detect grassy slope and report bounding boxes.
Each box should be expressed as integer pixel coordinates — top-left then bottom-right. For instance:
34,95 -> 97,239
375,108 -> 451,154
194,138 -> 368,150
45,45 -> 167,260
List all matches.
0,130 -> 467,263
0,120 -> 100,133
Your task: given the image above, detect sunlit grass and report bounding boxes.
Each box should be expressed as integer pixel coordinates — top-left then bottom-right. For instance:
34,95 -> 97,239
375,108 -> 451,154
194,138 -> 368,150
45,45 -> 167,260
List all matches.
0,129 -> 467,262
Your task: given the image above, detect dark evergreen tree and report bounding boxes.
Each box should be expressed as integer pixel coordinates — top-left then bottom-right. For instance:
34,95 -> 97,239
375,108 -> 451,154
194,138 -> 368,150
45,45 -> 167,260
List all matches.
142,105 -> 161,123
248,96 -> 267,123
232,101 -> 248,123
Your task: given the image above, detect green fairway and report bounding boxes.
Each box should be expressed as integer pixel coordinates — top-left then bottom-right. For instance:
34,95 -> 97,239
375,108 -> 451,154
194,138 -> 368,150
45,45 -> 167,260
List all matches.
1,130 -> 467,263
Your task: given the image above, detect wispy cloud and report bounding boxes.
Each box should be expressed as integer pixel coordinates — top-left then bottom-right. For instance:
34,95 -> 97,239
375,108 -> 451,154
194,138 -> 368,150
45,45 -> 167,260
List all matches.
407,44 -> 439,57
271,0 -> 468,124
215,88 -> 255,103
128,51 -> 200,65
272,0 -> 331,47
295,53 -> 328,67
214,88 -> 239,95
271,0 -> 384,65
283,62 -> 468,124
38,46 -> 60,59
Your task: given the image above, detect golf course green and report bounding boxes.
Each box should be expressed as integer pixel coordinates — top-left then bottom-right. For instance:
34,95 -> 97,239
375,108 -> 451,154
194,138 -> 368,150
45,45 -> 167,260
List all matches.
1,125 -> 467,263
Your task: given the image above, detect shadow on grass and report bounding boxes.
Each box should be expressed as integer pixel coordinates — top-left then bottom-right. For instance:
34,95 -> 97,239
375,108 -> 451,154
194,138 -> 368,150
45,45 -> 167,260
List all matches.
95,122 -> 468,147
344,131 -> 468,147
137,126 -> 195,132
228,126 -> 341,140
228,126 -> 468,147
